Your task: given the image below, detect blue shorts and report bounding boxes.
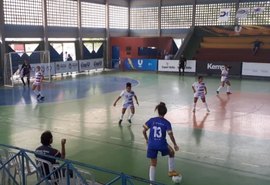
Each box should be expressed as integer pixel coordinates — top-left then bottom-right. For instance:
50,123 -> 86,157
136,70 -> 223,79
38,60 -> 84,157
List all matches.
147,147 -> 169,159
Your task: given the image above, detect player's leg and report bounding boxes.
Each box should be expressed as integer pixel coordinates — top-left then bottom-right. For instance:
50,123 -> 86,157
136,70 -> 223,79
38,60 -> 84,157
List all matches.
128,106 -> 135,124
201,97 -> 210,112
193,97 -> 198,112
166,145 -> 179,177
147,149 -> 158,184
217,81 -> 225,94
26,74 -> 30,87
182,66 -> 185,76
119,107 -> 127,125
21,75 -> 26,86
226,81 -> 232,94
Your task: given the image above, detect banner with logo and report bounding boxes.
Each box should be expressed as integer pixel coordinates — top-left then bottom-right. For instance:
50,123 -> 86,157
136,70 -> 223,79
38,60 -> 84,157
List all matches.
79,58 -> 103,72
218,8 -> 230,22
124,58 -> 158,71
158,60 -> 196,73
19,63 -> 55,77
242,62 -> 270,77
55,61 -> 79,73
236,8 -> 250,19
196,61 -> 242,76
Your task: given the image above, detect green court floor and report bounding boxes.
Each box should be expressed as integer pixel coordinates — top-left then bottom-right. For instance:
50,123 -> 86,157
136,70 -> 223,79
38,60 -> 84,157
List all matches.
0,71 -> 270,185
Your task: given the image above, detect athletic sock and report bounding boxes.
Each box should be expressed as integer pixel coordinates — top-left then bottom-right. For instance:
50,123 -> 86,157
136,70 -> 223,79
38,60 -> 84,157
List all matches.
227,86 -> 231,93
217,86 -> 222,91
149,166 -> 156,182
168,157 -> 175,172
128,114 -> 134,120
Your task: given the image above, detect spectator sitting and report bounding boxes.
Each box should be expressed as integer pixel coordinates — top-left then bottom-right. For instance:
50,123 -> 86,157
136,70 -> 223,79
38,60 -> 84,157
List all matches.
252,38 -> 264,55
67,54 -> 73,61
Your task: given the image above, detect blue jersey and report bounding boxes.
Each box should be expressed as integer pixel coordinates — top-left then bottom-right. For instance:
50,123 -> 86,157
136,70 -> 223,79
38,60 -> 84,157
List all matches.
144,117 -> 172,150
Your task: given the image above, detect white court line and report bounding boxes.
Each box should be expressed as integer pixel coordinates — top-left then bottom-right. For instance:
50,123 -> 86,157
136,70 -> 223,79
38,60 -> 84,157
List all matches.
70,130 -> 80,133
133,141 -> 145,145
110,137 -> 121,140
181,151 -> 196,155
210,156 -> 225,161
89,133 -> 101,137
241,163 -> 259,168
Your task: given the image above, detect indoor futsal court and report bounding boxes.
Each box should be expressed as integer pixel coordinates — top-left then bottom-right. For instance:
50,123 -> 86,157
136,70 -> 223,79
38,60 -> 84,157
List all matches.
0,71 -> 269,185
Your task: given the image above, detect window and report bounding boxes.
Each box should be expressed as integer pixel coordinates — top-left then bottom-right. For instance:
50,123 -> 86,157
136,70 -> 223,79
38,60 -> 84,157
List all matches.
130,7 -> 158,29
4,0 -> 42,25
81,2 -> 106,28
109,5 -> 128,29
47,0 -> 77,27
161,5 -> 193,29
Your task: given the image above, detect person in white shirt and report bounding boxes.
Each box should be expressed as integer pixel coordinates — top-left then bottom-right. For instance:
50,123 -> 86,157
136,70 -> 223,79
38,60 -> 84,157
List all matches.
192,76 -> 210,113
32,66 -> 44,101
216,65 -> 232,95
113,82 -> 139,126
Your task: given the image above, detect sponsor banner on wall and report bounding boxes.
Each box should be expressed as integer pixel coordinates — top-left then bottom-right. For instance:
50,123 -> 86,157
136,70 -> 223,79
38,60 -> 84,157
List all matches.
79,58 -> 103,72
124,58 -> 158,71
19,63 -> 55,77
218,8 -> 230,22
196,61 -> 242,76
158,60 -> 196,72
242,62 -> 270,77
55,61 -> 79,73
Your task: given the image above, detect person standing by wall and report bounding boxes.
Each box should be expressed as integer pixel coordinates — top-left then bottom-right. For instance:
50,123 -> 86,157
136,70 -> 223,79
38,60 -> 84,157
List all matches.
179,55 -> 187,76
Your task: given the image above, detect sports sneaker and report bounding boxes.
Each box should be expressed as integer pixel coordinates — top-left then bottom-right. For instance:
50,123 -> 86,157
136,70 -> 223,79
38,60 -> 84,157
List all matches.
118,119 -> 122,126
37,94 -> 41,99
168,170 -> 179,177
40,96 -> 45,101
128,119 -> 132,124
216,91 -> 219,95
226,92 -> 232,95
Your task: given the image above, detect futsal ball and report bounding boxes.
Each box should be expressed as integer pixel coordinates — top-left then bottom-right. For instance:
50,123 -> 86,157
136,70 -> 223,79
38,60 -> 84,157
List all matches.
172,175 -> 182,184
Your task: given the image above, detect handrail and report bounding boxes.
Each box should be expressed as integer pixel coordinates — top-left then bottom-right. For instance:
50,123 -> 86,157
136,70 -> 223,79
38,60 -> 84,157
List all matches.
0,143 -> 165,185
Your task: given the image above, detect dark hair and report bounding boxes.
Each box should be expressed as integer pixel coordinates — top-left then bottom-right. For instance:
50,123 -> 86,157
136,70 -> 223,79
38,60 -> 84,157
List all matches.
126,82 -> 131,88
41,130 -> 53,146
155,102 -> 167,116
198,76 -> 203,80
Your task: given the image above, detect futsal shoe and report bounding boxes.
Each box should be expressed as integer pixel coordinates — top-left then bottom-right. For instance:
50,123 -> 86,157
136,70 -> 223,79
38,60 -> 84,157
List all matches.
39,96 -> 45,101
226,92 -> 232,95
216,91 -> 219,95
118,119 -> 122,126
36,94 -> 41,99
168,170 -> 179,177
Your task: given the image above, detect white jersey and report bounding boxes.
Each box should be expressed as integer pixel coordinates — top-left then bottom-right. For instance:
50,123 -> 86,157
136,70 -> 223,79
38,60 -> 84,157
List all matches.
192,82 -> 206,98
34,71 -> 43,85
221,68 -> 229,82
120,90 -> 136,107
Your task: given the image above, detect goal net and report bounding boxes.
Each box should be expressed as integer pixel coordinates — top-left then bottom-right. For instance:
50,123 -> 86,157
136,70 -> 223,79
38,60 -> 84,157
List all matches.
4,51 -> 51,87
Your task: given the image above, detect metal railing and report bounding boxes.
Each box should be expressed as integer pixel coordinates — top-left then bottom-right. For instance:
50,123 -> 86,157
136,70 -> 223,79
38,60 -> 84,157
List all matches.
0,144 -> 165,185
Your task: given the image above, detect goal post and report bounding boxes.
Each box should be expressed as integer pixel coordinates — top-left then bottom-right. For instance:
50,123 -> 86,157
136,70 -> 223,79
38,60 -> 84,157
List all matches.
4,51 -> 51,87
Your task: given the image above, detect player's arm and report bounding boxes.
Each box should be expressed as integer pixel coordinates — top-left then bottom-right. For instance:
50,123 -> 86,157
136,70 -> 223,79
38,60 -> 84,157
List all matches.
142,125 -> 149,144
204,86 -> 207,95
168,131 -> 179,151
134,95 -> 139,105
113,96 -> 121,106
60,139 -> 66,159
192,85 -> 196,93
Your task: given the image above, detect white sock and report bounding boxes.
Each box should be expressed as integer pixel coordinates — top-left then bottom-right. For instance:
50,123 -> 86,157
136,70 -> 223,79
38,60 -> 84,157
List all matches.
120,114 -> 124,120
193,103 -> 196,109
227,86 -> 231,92
217,86 -> 222,91
168,157 -> 175,172
128,114 -> 134,120
204,102 -> 209,110
149,166 -> 156,182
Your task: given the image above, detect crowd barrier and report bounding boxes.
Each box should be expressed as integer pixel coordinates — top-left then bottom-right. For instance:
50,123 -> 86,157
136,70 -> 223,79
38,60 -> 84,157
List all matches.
0,144 -> 165,185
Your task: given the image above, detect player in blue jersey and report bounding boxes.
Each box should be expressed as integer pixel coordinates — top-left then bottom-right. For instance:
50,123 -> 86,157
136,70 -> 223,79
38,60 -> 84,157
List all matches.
143,102 -> 180,183
113,82 -> 139,125
192,76 -> 210,113
32,66 -> 45,101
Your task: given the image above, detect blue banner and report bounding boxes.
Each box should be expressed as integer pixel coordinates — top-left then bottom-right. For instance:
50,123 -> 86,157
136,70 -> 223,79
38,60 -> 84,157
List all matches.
124,59 -> 158,71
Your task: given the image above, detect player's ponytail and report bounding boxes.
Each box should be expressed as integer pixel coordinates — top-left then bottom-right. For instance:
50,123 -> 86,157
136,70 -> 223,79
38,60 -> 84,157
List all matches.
155,102 -> 167,116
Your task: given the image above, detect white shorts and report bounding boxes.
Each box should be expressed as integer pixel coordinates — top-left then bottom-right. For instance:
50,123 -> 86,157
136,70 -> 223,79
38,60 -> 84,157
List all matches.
33,81 -> 41,86
194,93 -> 205,99
123,103 -> 134,109
221,76 -> 229,82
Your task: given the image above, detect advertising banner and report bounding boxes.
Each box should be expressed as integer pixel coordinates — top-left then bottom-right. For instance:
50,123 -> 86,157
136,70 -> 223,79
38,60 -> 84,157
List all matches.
158,60 -> 196,72
19,63 -> 55,77
124,58 -> 158,71
55,61 -> 79,73
242,62 -> 270,77
196,61 -> 242,76
79,58 -> 103,72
